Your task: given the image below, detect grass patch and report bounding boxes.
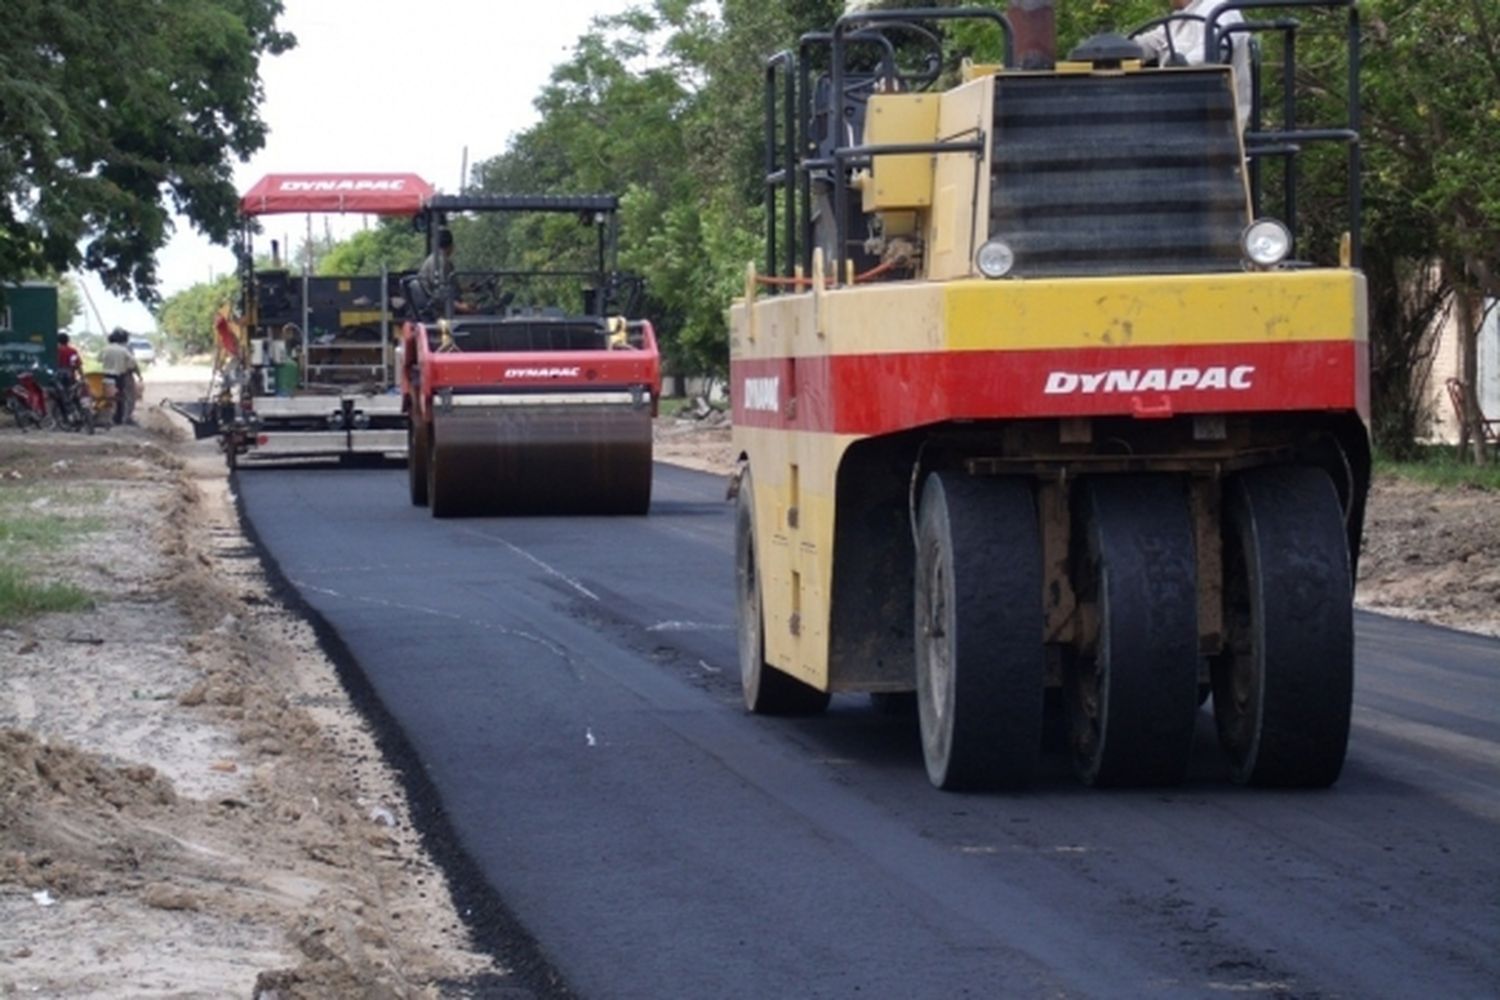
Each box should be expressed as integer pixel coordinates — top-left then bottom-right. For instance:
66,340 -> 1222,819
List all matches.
0,483 -> 109,509
0,514 -> 107,549
0,483 -> 108,551
0,565 -> 92,626
1374,446 -> 1500,490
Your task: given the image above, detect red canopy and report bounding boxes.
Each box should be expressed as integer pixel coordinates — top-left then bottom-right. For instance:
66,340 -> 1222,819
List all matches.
239,173 -> 435,216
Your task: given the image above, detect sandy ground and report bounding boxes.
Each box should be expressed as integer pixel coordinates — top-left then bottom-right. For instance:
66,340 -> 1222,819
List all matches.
2,368 -> 498,998
1356,476 -> 1500,637
1,372 -> 1495,997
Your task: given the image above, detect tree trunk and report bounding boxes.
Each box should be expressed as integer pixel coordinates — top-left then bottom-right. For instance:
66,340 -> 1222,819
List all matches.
1455,210 -> 1497,465
1453,281 -> 1491,465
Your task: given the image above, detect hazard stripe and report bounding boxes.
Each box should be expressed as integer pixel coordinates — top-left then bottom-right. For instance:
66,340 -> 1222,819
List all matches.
731,340 -> 1365,435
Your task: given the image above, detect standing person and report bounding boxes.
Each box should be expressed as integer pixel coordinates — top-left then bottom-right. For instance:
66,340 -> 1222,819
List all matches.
1135,0 -> 1252,132
99,329 -> 140,426
56,333 -> 81,375
53,331 -> 88,420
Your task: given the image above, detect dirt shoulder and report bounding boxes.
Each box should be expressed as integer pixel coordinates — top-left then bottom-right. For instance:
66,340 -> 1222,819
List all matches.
1,408 -> 500,997
1356,474 -> 1500,637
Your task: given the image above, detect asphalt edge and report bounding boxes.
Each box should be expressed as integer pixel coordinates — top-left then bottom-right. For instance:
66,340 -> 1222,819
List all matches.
228,468 -> 577,1000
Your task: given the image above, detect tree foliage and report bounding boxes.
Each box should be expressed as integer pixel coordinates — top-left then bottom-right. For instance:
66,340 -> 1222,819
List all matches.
155,274 -> 238,356
1360,0 -> 1499,459
56,276 -> 82,331
315,221 -> 425,278
0,0 -> 294,302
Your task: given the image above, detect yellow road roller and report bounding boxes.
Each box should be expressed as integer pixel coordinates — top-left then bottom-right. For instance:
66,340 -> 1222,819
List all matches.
730,3 -> 1369,789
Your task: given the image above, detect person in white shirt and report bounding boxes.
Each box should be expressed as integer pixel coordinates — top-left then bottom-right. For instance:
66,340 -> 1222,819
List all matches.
99,329 -> 141,426
1135,0 -> 1254,133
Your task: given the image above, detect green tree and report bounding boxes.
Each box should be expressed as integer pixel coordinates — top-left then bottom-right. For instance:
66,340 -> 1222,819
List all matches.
316,221 -> 425,277
155,274 -> 239,356
0,0 -> 294,302
1361,0 -> 1500,461
56,276 -> 82,331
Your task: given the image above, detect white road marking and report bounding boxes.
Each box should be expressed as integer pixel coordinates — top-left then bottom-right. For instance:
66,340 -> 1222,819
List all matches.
459,528 -> 600,602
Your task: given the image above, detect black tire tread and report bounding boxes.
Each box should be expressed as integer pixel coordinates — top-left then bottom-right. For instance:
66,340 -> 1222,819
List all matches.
1073,476 -> 1200,788
408,420 -> 430,507
916,473 -> 1044,790
1216,466 -> 1353,787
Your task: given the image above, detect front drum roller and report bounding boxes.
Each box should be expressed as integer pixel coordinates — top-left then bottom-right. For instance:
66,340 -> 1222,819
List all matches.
1212,466 -> 1354,787
1067,476 -> 1200,788
427,403 -> 652,518
735,469 -> 830,715
914,473 -> 1045,791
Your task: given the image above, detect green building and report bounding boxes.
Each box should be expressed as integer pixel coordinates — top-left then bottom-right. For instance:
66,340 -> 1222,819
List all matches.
0,282 -> 59,389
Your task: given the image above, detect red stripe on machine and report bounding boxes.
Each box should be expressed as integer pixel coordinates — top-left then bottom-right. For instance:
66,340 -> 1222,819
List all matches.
732,341 -> 1363,435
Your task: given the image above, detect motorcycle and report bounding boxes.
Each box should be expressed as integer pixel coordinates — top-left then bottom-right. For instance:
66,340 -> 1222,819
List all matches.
48,367 -> 96,434
5,368 -> 53,431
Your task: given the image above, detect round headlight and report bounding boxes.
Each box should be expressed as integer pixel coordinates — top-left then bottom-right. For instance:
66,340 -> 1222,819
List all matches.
1242,219 -> 1291,268
975,239 -> 1016,279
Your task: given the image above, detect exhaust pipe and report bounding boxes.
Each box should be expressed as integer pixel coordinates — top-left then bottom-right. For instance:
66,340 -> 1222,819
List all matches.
1008,0 -> 1056,70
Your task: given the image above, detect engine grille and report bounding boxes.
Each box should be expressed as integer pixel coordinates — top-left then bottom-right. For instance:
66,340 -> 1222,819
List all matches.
446,319 -> 608,353
989,69 -> 1248,277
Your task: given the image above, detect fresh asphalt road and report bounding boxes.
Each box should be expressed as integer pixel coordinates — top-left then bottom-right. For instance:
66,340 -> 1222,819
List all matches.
236,463 -> 1500,1000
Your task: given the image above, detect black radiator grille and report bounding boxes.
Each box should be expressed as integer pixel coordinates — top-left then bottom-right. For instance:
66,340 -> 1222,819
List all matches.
444,320 -> 608,353
989,70 -> 1248,277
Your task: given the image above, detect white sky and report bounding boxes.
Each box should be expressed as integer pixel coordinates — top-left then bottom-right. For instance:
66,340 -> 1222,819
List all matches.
75,0 -> 629,334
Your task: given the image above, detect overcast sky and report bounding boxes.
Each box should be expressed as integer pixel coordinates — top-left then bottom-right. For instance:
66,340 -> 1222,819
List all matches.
76,0 -> 629,334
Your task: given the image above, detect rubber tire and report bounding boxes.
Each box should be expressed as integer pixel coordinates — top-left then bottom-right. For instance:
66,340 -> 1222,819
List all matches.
7,398 -> 30,430
1212,466 -> 1353,787
1067,476 -> 1200,788
408,420 -> 429,507
914,473 -> 1045,791
736,470 -> 830,715
427,423 -> 457,518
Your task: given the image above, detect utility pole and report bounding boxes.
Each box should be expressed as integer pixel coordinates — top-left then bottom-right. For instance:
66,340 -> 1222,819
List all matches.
77,275 -> 108,336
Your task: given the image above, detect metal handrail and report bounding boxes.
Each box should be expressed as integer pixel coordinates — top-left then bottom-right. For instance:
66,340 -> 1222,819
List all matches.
1207,1 -> 1362,266
829,8 -> 1015,279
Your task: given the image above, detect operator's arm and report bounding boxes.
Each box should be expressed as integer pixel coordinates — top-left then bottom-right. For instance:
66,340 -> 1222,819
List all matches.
1135,23 -> 1171,65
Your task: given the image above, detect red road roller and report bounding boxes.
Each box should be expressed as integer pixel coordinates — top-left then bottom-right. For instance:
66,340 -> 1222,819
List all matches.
400,194 -> 661,517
